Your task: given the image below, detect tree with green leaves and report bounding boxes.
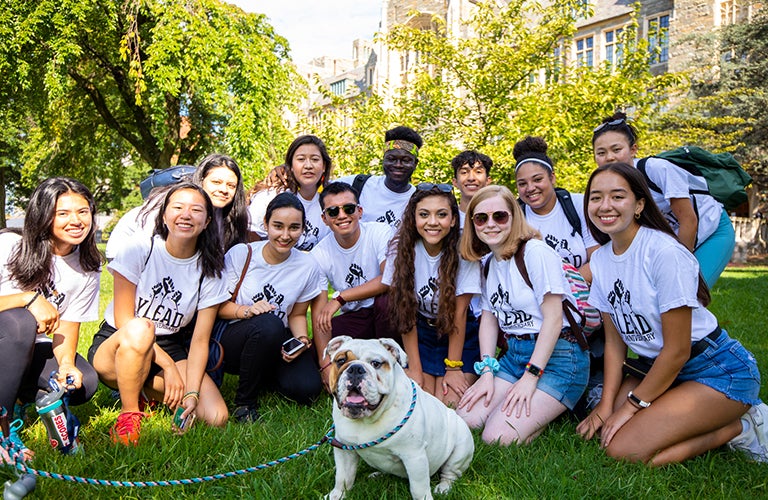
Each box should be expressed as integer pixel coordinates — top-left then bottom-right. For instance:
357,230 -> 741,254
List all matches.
375,0 -> 681,190
0,0 -> 298,219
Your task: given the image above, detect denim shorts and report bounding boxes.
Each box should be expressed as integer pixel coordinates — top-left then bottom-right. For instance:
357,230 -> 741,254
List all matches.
415,315 -> 480,376
674,329 -> 762,406
497,337 -> 590,410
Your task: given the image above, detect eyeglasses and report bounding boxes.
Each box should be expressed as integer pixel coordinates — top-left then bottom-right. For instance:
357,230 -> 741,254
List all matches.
416,182 -> 453,193
324,203 -> 358,218
472,211 -> 510,227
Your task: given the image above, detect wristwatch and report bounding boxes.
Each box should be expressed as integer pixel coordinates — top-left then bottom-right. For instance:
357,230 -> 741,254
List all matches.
331,291 -> 347,306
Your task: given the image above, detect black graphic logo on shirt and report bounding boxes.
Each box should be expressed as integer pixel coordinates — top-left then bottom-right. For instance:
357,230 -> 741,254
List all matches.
376,210 -> 401,228
544,234 -> 581,268
40,280 -> 66,310
489,283 -> 533,329
344,263 -> 367,288
252,284 -> 286,320
137,276 -> 186,331
297,219 -> 320,251
417,277 -> 439,315
606,279 -> 654,342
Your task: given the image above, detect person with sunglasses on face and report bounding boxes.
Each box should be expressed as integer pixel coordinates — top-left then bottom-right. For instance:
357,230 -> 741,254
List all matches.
382,183 -> 482,407
591,112 -> 735,288
309,182 -> 394,389
246,135 -> 334,250
456,186 -> 590,445
336,126 -> 423,229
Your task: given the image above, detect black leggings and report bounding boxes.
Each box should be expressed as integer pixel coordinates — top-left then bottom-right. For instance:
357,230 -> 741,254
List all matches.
0,308 -> 98,411
219,313 -> 322,408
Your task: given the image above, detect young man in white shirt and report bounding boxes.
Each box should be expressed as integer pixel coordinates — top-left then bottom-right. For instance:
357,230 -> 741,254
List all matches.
337,126 -> 423,230
310,182 -> 394,386
451,150 -> 492,228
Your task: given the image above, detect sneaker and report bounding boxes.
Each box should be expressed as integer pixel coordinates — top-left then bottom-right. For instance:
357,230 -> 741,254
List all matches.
728,402 -> 768,462
138,391 -> 158,415
110,412 -> 146,446
232,405 -> 260,424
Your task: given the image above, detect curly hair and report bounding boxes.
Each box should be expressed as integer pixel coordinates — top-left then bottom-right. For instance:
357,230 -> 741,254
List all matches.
388,188 -> 460,338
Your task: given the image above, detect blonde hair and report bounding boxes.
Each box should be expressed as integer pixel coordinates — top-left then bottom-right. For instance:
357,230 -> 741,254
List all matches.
460,185 -> 540,261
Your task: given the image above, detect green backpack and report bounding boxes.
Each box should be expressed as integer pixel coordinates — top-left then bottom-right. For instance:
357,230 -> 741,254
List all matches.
637,146 -> 752,211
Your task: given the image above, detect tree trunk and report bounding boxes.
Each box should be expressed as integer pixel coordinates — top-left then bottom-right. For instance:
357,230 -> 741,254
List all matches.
0,168 -> 6,229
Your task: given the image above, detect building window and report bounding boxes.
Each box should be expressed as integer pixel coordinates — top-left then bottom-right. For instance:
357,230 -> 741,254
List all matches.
546,44 -> 564,83
330,80 -> 346,97
604,28 -> 624,67
647,14 -> 669,65
575,35 -> 594,67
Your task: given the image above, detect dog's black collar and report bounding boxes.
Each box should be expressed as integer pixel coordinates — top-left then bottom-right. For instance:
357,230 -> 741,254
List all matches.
328,380 -> 418,450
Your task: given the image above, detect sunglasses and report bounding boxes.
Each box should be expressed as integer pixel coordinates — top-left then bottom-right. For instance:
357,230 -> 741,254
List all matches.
472,211 -> 510,226
416,182 -> 453,193
324,203 -> 358,218
592,118 -> 626,133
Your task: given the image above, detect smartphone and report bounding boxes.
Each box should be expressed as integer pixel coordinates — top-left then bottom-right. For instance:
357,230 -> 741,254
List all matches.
173,407 -> 195,431
282,337 -> 305,356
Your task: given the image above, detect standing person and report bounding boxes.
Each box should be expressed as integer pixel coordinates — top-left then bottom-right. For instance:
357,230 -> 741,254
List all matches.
456,186 -> 589,445
451,150 -> 493,227
106,153 -> 249,259
337,125 -> 422,229
310,182 -> 393,388
514,136 -> 599,280
247,135 -> 334,250
218,192 -> 324,423
383,184 -> 481,407
89,183 -> 230,446
0,178 -> 101,456
591,112 -> 735,287
576,162 -> 766,465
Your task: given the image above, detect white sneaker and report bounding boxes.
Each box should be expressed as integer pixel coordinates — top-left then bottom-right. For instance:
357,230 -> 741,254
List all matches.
728,402 -> 768,462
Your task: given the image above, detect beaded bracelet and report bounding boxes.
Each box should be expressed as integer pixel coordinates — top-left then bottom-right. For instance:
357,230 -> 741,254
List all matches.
473,355 -> 500,376
444,358 -> 464,369
182,391 -> 200,403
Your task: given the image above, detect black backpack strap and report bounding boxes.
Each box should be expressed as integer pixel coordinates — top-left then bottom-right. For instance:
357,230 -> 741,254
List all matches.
351,174 -> 372,196
513,240 -> 532,289
636,157 -> 663,195
554,188 -> 582,238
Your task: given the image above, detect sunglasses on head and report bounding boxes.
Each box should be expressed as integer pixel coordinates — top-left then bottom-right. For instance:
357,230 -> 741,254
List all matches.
472,211 -> 510,226
324,203 -> 358,218
416,182 -> 453,193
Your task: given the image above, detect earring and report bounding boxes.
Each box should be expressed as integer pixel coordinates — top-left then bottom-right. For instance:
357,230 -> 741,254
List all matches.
634,212 -> 641,220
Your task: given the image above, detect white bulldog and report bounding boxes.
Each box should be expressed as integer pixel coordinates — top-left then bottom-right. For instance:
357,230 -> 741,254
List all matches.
325,336 -> 474,500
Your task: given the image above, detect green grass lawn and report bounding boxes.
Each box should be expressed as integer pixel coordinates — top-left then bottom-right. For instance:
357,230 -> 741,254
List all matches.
2,266 -> 767,499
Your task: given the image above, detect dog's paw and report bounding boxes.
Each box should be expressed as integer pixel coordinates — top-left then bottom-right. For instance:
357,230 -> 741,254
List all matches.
434,480 -> 453,495
325,489 -> 345,500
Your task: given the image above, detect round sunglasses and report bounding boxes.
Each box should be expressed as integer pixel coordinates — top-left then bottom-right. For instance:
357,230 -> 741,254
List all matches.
471,210 -> 510,226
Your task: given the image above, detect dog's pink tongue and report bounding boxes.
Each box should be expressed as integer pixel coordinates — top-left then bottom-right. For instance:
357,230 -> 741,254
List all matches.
345,394 -> 366,404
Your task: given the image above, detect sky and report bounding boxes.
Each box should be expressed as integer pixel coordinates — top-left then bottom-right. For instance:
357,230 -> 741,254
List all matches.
229,1 -> 382,63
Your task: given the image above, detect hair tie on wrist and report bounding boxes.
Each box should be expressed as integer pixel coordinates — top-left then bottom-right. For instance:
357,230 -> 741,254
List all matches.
24,291 -> 41,309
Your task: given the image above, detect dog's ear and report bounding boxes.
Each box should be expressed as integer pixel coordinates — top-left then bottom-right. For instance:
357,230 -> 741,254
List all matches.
378,338 -> 408,368
325,335 -> 351,359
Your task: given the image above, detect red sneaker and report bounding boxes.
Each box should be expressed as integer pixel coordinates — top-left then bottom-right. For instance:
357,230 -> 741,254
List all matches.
138,391 -> 158,415
110,412 -> 145,446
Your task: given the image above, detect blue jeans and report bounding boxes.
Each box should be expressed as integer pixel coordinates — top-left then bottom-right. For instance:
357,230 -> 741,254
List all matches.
415,315 -> 480,376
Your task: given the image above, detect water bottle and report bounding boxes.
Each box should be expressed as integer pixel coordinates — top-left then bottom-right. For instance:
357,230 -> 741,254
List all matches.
35,381 -> 82,455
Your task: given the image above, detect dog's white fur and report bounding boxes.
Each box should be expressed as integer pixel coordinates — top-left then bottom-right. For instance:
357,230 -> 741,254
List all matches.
325,336 -> 474,500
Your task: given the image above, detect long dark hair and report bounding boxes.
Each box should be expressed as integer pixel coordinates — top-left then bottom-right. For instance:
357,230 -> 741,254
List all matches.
192,154 -> 249,251
248,135 -> 334,197
7,177 -> 103,291
388,188 -> 460,337
584,162 -> 710,305
154,183 -> 225,279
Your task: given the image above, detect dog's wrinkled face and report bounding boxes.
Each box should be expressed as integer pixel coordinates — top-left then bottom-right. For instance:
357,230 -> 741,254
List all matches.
325,336 -> 407,419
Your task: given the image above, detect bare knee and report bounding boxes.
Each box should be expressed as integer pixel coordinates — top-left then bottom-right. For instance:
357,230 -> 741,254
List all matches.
118,318 -> 156,354
605,440 -> 650,463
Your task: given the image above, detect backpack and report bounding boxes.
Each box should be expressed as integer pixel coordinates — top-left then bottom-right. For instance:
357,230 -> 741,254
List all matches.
483,240 -> 601,351
637,146 -> 752,211
518,187 -> 582,237
139,165 -> 196,199
351,174 -> 372,196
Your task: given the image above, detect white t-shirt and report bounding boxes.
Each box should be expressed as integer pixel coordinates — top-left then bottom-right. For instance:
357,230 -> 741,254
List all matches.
637,157 -> 723,247
105,206 -> 158,260
481,239 -> 576,337
310,222 -> 391,312
0,232 -> 101,343
523,192 -> 598,269
247,189 -> 329,251
105,235 -> 229,336
589,226 -> 719,358
337,174 -> 415,229
224,242 -> 323,327
382,239 -> 481,319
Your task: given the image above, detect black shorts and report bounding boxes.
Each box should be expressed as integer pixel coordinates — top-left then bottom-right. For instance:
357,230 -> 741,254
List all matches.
88,321 -> 191,388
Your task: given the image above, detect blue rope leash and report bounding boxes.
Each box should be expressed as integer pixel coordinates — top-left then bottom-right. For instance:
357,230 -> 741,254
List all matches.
1,380 -> 418,488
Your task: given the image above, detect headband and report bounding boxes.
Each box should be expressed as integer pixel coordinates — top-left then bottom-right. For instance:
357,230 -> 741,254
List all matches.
384,139 -> 419,157
514,155 -> 553,174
